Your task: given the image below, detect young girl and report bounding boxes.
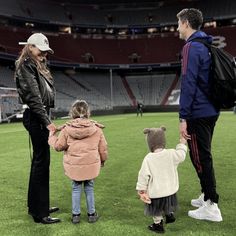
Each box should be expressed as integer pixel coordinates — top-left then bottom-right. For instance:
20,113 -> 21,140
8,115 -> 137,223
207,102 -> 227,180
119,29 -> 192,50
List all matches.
48,100 -> 108,224
136,126 -> 187,233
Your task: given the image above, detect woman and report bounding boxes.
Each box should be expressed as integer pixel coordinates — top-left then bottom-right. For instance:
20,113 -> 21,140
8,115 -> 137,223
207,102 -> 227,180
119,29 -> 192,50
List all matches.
15,33 -> 60,224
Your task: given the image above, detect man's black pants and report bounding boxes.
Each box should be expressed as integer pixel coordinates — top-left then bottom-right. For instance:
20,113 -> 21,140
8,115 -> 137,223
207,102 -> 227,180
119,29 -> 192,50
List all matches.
187,115 -> 219,203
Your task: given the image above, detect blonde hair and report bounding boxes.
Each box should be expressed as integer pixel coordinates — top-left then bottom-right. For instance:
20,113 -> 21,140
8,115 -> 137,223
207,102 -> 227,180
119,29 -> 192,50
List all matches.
15,45 -> 52,80
70,100 -> 90,119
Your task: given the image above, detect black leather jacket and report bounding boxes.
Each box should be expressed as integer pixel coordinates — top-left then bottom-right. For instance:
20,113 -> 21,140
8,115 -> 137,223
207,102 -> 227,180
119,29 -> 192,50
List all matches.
15,58 -> 55,127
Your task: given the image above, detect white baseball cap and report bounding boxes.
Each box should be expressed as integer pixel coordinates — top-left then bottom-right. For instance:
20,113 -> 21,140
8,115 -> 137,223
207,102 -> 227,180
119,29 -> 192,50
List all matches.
19,33 -> 54,54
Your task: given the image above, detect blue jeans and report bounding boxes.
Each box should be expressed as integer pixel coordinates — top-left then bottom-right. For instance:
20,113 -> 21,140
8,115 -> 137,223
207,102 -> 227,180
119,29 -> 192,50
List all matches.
72,180 -> 95,215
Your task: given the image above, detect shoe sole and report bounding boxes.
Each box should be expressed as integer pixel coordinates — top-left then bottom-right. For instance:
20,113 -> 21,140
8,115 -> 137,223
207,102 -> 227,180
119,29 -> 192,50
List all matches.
88,219 -> 99,223
188,211 -> 223,222
72,219 -> 80,224
41,220 -> 61,224
72,221 -> 80,224
88,216 -> 99,223
148,227 -> 165,233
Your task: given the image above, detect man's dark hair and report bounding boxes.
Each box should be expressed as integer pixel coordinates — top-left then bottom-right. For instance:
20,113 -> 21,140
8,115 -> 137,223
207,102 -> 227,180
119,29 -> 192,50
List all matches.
177,8 -> 203,30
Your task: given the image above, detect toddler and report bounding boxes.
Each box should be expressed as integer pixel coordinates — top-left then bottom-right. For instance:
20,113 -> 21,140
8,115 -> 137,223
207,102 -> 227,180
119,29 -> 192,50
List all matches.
136,126 -> 187,233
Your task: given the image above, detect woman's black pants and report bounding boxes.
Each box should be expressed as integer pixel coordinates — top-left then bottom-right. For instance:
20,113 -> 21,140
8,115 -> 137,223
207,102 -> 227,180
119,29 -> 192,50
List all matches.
23,109 -> 50,218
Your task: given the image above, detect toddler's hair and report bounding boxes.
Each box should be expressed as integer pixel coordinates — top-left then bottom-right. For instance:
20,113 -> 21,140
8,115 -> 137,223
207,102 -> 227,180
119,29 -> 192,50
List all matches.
70,100 -> 90,118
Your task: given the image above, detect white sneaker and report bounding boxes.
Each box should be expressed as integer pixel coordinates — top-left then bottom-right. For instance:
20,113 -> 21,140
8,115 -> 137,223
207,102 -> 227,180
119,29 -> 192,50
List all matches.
191,193 -> 205,207
188,200 -> 223,222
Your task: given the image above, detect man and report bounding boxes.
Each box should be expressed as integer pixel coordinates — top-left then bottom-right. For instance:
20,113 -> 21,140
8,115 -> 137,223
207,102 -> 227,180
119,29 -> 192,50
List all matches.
137,101 -> 143,117
177,8 -> 222,222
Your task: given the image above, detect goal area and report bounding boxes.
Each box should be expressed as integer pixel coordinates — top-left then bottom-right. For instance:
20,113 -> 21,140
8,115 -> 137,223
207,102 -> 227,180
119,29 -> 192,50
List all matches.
0,87 -> 22,123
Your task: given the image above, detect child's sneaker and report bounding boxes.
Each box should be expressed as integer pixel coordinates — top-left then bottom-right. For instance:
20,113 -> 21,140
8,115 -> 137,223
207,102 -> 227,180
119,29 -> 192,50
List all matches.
72,214 -> 80,224
88,212 -> 99,223
165,213 -> 176,224
148,220 -> 165,233
191,193 -> 205,207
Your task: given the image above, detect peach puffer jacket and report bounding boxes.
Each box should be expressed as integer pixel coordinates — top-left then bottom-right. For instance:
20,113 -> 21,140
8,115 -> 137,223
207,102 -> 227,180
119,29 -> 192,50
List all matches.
48,118 -> 108,181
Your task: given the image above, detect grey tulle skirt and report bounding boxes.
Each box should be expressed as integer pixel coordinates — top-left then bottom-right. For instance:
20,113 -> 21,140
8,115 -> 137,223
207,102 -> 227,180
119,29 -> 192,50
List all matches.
144,193 -> 178,216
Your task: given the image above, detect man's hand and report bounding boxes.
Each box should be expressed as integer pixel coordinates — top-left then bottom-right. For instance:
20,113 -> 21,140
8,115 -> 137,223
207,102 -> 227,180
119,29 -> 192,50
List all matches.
180,136 -> 187,145
179,120 -> 191,140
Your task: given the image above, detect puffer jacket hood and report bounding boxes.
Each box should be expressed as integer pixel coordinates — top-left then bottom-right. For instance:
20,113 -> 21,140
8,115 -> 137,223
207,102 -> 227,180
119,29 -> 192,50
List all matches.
65,118 -> 105,140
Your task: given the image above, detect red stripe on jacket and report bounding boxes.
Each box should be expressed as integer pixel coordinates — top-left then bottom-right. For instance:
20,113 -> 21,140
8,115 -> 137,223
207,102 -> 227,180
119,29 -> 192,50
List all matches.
182,42 -> 191,76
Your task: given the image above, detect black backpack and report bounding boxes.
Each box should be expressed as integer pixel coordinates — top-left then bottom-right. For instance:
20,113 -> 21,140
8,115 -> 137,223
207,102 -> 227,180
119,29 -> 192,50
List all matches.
192,38 -> 236,109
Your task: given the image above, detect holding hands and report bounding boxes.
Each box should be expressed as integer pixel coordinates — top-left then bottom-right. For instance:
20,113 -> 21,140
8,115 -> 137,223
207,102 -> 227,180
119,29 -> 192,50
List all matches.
47,123 -> 57,132
179,120 -> 191,141
47,123 -> 66,136
179,136 -> 187,145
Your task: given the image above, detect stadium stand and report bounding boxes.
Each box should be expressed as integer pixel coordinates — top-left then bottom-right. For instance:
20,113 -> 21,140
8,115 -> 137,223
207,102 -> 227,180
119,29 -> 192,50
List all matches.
0,0 -> 235,26
0,64 -> 176,112
0,65 -> 15,87
0,0 -> 235,117
0,25 -> 236,66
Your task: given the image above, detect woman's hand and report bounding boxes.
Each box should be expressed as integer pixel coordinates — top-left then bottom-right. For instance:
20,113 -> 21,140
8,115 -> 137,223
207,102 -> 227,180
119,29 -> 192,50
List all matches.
47,123 -> 57,132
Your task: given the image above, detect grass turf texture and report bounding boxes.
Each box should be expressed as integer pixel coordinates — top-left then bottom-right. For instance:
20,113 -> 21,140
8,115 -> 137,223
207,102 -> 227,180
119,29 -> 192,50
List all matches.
0,112 -> 235,236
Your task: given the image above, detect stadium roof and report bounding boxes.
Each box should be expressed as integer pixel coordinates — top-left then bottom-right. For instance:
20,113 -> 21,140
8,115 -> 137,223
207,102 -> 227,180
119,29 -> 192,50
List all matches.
51,0 -> 198,5
52,0 -> 164,3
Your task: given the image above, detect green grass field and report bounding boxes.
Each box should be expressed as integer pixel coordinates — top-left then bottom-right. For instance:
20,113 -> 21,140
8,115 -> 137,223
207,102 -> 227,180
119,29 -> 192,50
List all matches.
0,112 -> 235,236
